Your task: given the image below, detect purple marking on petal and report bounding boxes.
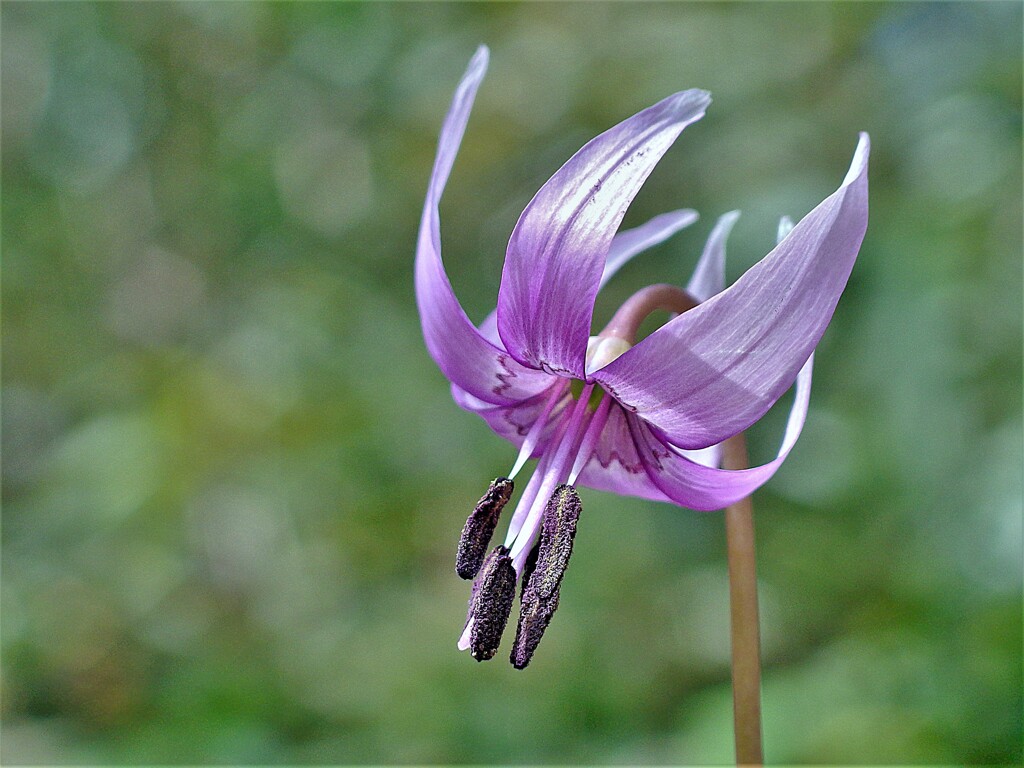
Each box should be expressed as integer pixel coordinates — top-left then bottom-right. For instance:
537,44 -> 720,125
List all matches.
415,46 -> 552,406
451,381 -> 570,453
496,90 -> 711,378
594,134 -> 868,449
575,402 -> 670,502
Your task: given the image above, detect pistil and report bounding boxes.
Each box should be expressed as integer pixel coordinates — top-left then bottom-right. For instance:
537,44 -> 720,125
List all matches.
568,394 -> 612,485
508,383 -> 595,571
507,381 -> 569,481
503,408 -> 575,545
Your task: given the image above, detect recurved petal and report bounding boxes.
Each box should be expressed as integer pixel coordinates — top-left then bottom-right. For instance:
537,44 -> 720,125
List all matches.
601,209 -> 699,287
687,210 -> 739,302
496,90 -> 711,379
629,355 -> 814,511
477,208 -> 699,345
415,46 -> 552,406
677,443 -> 723,469
595,134 -> 869,449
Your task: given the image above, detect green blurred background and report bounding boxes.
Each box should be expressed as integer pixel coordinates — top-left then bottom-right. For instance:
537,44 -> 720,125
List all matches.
2,1 -> 1021,763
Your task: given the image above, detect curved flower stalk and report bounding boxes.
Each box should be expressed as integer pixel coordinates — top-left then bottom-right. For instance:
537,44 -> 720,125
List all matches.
415,46 -> 869,669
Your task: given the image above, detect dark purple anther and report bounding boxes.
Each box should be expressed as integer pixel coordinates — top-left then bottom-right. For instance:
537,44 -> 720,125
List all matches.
456,477 -> 514,579
519,542 -> 540,601
469,545 -> 517,661
510,484 -> 582,669
533,484 -> 582,599
511,585 -> 561,670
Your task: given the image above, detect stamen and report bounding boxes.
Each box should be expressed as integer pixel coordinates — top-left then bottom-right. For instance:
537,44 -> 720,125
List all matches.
508,382 -> 568,481
519,542 -> 540,600
468,545 -> 517,661
508,386 -> 594,568
534,485 -> 582,598
567,394 -> 612,486
503,412 -> 573,548
456,477 -> 514,579
510,484 -> 583,669
511,582 -> 560,670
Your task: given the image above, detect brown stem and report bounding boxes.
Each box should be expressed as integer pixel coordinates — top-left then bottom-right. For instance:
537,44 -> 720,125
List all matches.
599,283 -> 699,342
602,283 -> 764,762
723,432 -> 764,766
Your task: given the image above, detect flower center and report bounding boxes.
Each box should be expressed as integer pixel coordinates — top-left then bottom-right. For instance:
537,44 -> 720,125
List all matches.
585,335 -> 632,375
455,283 -> 702,666
455,381 -> 605,665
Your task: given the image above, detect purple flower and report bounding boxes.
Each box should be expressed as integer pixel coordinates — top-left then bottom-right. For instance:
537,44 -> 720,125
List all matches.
415,47 -> 869,667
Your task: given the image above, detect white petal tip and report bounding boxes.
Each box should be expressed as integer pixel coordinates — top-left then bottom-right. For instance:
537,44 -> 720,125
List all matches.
468,45 -> 490,75
777,215 -> 795,243
843,133 -> 871,186
673,208 -> 701,226
715,210 -> 742,230
684,88 -> 713,106
652,208 -> 700,233
665,89 -> 712,121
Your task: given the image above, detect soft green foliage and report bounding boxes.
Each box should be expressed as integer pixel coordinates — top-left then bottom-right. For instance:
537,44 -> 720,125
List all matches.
2,2 -> 1021,763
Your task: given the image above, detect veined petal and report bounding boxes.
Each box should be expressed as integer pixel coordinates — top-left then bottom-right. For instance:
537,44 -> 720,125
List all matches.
575,404 -> 671,502
496,90 -> 711,378
477,209 -> 699,345
451,382 -> 570,453
687,210 -> 739,302
630,355 -> 813,511
415,46 -> 551,406
595,134 -> 869,449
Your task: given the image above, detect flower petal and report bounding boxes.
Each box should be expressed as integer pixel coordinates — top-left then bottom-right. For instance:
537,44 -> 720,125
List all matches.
595,134 -> 869,449
601,209 -> 699,287
687,210 -> 740,302
677,443 -> 722,469
415,46 -> 551,405
576,403 -> 671,502
629,355 -> 814,510
496,90 -> 711,378
451,382 -> 570,454
477,208 -> 699,345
